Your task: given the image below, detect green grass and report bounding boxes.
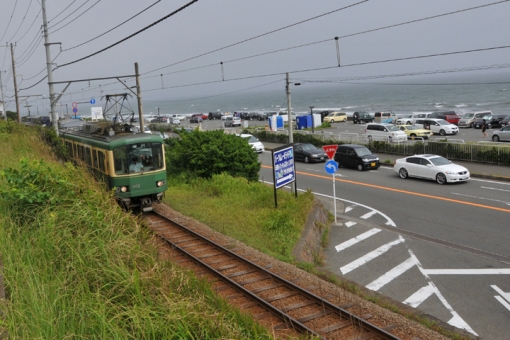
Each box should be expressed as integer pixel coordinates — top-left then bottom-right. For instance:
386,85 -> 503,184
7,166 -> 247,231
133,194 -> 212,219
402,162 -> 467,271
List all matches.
164,173 -> 315,262
0,121 -> 274,339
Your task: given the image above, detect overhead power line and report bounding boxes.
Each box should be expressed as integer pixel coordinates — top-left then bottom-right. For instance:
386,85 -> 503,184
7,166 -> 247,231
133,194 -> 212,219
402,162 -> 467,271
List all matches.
62,0 -> 162,51
55,0 -> 200,69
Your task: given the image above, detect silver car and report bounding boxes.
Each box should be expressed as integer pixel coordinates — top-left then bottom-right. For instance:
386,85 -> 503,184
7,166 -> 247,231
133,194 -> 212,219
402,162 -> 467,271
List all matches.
492,126 -> 510,142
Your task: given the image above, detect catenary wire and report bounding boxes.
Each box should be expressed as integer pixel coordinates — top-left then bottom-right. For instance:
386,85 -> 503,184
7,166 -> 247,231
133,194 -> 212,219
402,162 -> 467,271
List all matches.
0,0 -> 18,42
55,0 -> 200,69
48,0 -> 95,30
48,0 -> 79,23
49,0 -> 102,34
63,0 -> 162,51
145,0 -> 510,80
4,0 -> 36,44
142,0 -> 369,76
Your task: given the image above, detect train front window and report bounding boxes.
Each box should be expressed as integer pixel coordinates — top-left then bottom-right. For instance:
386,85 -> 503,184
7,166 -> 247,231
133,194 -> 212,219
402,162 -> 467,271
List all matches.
113,142 -> 164,175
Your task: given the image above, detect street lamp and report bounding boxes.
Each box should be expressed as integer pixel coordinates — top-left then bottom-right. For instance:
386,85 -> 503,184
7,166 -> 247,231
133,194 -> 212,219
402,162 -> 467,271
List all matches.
156,107 -> 160,116
310,106 -> 315,134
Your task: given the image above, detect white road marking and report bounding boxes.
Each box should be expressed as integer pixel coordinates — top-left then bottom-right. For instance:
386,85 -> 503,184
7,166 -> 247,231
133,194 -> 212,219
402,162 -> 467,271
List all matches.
491,285 -> 510,304
360,210 -> 377,219
451,192 -> 510,205
332,196 -> 396,227
340,236 -> 405,274
494,296 -> 510,312
335,228 -> 380,252
344,221 -> 357,228
423,269 -> 510,275
403,283 -> 436,308
344,205 -> 356,213
481,186 -> 510,192
366,256 -> 416,291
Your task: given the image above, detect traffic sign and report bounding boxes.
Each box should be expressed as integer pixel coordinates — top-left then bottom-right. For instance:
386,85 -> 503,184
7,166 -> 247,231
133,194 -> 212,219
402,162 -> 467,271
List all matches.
322,144 -> 338,159
73,108 -> 78,113
90,98 -> 96,104
325,160 -> 338,174
72,102 -> 78,108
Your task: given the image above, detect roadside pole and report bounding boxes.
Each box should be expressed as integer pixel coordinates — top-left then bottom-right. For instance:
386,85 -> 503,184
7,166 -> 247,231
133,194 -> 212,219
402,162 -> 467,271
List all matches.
323,145 -> 339,224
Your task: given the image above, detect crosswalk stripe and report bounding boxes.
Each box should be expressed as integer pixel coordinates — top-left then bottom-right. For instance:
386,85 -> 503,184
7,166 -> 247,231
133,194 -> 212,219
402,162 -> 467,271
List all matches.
366,256 -> 416,291
340,236 -> 405,275
335,228 -> 380,252
403,283 -> 435,308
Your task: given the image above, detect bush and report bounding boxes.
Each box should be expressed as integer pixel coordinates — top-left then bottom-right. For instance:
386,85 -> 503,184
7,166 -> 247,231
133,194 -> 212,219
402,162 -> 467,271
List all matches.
165,130 -> 260,181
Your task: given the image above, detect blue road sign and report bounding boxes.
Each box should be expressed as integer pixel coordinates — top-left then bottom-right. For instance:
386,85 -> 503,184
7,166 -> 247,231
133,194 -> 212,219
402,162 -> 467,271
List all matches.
273,145 -> 295,189
325,160 -> 338,174
72,107 -> 78,113
90,98 -> 96,104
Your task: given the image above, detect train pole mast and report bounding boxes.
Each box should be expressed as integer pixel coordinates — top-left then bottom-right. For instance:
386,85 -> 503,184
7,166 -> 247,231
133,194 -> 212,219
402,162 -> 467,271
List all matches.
10,44 -> 21,123
41,0 -> 59,134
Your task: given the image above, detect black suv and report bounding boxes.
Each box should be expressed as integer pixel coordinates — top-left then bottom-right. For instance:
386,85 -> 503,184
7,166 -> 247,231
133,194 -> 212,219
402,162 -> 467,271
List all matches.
334,144 -> 380,171
353,111 -> 374,124
208,112 -> 222,120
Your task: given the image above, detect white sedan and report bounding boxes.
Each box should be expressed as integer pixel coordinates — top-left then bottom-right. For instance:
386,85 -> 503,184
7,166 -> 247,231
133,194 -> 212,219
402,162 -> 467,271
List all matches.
394,154 -> 470,184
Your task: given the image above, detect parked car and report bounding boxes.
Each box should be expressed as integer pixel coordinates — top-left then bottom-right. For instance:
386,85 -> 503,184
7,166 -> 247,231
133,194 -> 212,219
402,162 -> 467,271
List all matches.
364,123 -> 407,142
323,111 -> 347,123
221,114 -> 233,120
395,114 -> 414,125
334,144 -> 380,171
458,111 -> 491,128
491,125 -> 510,142
132,125 -> 152,134
410,112 -> 434,124
427,111 -> 461,125
499,114 -> 510,127
397,125 -> 432,139
413,118 -> 458,135
490,114 -> 507,128
224,116 -> 241,127
374,111 -> 396,123
239,134 -> 265,153
394,154 -> 470,184
253,112 -> 272,121
293,143 -> 328,163
170,114 -> 186,121
170,117 -> 180,125
353,111 -> 374,124
151,116 -> 168,123
208,111 -> 222,120
473,115 -> 493,129
190,113 -> 203,123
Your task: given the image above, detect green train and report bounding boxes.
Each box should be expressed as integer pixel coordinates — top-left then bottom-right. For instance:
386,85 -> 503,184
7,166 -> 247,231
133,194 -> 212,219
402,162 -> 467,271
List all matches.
60,122 -> 167,212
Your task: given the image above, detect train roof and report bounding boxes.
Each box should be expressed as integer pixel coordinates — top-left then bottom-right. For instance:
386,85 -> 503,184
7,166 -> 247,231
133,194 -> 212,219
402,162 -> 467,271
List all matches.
60,122 -> 163,149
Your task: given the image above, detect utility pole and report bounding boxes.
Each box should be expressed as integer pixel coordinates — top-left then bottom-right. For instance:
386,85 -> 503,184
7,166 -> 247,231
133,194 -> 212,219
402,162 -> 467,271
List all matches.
0,70 -> 5,117
286,73 -> 293,144
41,0 -> 59,134
10,44 -> 21,123
310,106 -> 315,134
135,62 -> 145,133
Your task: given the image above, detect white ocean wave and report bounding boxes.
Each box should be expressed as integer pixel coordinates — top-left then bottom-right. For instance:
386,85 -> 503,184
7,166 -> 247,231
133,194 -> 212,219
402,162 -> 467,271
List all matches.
456,104 -> 467,107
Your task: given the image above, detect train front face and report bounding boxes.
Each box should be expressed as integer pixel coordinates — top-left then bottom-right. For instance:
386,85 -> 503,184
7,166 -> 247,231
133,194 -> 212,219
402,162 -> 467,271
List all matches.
110,136 -> 168,212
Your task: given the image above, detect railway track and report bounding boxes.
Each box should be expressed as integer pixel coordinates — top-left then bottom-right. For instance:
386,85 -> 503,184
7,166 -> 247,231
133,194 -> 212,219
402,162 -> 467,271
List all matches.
145,211 -> 403,340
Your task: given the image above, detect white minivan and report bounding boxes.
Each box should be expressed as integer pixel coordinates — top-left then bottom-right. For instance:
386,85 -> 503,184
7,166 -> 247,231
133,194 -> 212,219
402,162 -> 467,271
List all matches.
364,123 -> 407,142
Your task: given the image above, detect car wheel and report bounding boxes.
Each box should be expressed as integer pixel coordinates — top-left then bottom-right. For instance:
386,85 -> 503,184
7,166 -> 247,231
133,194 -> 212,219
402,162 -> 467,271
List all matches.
357,163 -> 364,171
436,173 -> 447,185
388,136 -> 392,143
343,118 -> 347,122
353,120 -> 357,124
410,134 -> 416,139
492,135 -> 500,142
469,122 -> 473,128
304,156 -> 310,163
398,168 -> 408,179
439,129 -> 446,136
407,121 -> 412,125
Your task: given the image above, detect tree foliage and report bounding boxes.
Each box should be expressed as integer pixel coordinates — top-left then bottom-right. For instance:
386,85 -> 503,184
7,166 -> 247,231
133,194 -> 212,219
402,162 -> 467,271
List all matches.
165,130 -> 261,181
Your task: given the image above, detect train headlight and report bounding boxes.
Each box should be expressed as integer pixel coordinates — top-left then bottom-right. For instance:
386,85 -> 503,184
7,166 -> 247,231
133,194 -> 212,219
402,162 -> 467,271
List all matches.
120,186 -> 128,193
156,180 -> 166,187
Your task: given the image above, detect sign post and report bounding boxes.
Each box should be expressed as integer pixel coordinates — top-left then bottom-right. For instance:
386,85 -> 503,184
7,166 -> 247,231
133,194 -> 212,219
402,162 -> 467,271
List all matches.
322,145 -> 339,224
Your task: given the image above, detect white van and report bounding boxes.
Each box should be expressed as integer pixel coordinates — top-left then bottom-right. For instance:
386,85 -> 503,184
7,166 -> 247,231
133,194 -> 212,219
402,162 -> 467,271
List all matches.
133,125 -> 152,134
458,111 -> 492,128
411,112 -> 433,124
365,123 -> 407,142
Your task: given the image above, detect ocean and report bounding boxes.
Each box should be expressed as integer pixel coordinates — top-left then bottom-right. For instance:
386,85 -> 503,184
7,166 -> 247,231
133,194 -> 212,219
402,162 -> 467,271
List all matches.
144,75 -> 510,118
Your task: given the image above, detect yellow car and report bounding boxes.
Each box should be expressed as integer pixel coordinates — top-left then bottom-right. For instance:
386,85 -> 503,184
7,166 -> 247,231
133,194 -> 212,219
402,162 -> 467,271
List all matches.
324,111 -> 347,123
397,125 -> 432,139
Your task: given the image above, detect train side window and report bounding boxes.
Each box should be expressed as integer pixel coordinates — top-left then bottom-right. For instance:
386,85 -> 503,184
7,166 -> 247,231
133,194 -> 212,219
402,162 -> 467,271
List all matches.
85,147 -> 92,166
93,150 -> 99,168
113,147 -> 128,174
98,151 -> 105,172
65,141 -> 73,156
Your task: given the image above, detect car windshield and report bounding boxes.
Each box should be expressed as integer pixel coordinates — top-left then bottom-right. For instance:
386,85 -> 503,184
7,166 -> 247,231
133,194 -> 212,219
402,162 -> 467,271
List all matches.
243,135 -> 259,143
482,115 -> 492,120
437,120 -> 449,125
355,147 -> 372,157
463,113 -> 474,118
301,144 -> 317,151
387,125 -> 399,131
405,126 -> 419,130
429,156 -> 452,166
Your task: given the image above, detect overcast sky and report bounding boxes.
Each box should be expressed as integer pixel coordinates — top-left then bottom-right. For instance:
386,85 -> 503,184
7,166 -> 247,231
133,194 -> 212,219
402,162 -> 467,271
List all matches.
1,0 -> 510,112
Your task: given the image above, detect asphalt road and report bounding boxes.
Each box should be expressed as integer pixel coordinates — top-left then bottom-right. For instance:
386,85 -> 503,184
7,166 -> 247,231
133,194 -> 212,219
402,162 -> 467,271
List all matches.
257,152 -> 510,339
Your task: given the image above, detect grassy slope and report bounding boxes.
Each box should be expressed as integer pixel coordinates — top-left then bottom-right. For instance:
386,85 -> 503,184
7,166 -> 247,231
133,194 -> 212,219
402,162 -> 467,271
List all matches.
0,122 -> 273,339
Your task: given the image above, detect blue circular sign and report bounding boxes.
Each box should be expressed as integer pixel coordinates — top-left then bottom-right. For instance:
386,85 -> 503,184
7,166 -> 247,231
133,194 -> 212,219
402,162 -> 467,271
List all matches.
325,160 -> 338,174
90,98 -> 96,104
72,107 -> 78,113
